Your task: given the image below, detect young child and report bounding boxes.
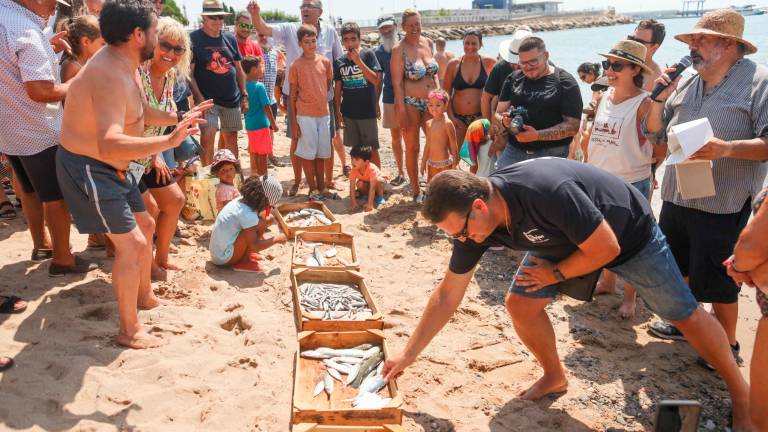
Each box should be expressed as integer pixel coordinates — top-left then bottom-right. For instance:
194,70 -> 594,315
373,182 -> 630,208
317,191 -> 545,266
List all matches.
242,55 -> 279,177
60,15 -> 104,83
333,22 -> 382,168
421,90 -> 458,182
211,149 -> 241,211
349,145 -> 386,212
459,119 -> 496,177
289,24 -> 334,200
209,175 -> 286,272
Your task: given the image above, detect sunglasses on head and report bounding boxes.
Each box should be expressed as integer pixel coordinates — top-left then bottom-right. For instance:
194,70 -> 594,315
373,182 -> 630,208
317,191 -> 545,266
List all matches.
238,22 -> 254,30
602,60 -> 632,72
159,40 -> 185,56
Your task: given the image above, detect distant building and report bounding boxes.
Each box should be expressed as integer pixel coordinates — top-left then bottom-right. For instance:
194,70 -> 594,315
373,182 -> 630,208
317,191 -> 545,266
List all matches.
472,0 -> 560,14
472,0 -> 510,9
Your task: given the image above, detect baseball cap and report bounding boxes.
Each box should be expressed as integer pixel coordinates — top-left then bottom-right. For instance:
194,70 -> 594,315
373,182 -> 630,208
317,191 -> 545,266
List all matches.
377,15 -> 395,28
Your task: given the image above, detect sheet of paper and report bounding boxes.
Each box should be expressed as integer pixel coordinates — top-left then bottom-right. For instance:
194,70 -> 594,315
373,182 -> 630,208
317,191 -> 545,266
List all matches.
665,118 -> 714,165
675,160 -> 716,199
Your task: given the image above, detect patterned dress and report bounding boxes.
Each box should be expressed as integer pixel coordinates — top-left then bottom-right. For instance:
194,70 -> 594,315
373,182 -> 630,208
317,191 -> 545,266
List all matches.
138,63 -> 177,168
753,187 -> 768,318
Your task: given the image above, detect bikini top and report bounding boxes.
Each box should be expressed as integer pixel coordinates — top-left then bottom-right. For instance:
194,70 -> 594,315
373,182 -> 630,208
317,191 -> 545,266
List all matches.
452,57 -> 487,91
403,50 -> 439,81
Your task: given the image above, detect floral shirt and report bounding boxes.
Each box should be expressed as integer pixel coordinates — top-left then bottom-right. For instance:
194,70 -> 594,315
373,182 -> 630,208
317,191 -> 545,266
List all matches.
135,63 -> 176,169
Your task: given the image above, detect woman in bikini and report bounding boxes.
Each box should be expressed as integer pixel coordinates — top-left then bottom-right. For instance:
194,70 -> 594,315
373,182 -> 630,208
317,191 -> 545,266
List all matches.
391,8 -> 439,203
442,30 -> 495,145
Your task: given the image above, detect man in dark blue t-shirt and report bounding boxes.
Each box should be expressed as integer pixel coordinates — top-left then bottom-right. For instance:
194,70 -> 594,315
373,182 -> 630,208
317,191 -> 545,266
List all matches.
189,0 -> 248,165
380,159 -> 748,420
374,15 -> 405,185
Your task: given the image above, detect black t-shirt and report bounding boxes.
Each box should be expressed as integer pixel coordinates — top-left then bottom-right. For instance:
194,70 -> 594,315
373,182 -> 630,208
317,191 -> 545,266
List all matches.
334,49 -> 382,119
190,30 -> 242,108
449,158 -> 654,275
498,67 -> 583,150
484,59 -> 515,96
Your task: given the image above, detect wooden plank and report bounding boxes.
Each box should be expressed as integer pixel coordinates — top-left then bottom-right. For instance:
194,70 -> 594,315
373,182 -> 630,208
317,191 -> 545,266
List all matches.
276,202 -> 342,239
293,231 -> 360,271
292,331 -> 403,427
291,269 -> 384,332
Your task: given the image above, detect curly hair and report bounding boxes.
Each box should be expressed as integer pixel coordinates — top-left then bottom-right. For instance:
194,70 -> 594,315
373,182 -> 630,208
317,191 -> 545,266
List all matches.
64,15 -> 101,57
239,176 -> 270,213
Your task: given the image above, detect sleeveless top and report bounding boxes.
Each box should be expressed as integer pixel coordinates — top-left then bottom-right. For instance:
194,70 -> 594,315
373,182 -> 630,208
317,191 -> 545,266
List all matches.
453,57 -> 487,90
587,88 -> 651,183
752,187 -> 768,318
136,63 -> 176,169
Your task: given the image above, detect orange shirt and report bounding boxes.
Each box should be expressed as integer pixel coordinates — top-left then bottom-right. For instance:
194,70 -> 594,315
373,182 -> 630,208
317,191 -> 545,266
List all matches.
288,55 -> 332,117
349,162 -> 382,184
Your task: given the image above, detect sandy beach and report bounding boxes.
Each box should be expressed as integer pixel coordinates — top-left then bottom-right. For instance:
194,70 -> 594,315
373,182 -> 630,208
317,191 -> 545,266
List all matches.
0,113 -> 761,431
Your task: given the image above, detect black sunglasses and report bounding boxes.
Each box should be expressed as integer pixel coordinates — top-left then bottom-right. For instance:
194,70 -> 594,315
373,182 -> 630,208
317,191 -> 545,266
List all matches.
206,15 -> 225,20
627,35 -> 654,46
451,209 -> 473,240
602,60 -> 632,72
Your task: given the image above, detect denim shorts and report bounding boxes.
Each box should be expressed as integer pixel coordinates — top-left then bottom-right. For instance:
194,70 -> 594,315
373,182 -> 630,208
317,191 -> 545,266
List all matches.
495,143 -> 569,171
509,223 -> 698,321
630,177 -> 651,201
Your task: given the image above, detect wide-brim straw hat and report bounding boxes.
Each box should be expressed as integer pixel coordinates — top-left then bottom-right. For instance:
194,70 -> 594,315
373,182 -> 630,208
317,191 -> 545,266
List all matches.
200,0 -> 231,16
498,28 -> 533,64
599,39 -> 653,75
675,9 -> 757,54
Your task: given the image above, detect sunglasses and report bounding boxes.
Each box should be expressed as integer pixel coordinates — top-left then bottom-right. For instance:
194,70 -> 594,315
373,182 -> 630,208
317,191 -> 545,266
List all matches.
300,4 -> 320,9
159,40 -> 185,56
238,22 -> 254,30
602,60 -> 633,72
449,209 -> 473,240
206,15 -> 225,20
519,54 -> 543,68
627,35 -> 654,46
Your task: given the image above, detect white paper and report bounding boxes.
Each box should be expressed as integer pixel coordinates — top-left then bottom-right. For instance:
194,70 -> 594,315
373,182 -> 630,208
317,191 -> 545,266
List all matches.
675,160 -> 716,199
665,118 -> 714,165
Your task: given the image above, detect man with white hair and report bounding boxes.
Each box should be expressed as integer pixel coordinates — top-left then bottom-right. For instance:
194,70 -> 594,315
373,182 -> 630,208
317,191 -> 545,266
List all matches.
374,15 -> 405,185
249,0 -> 343,196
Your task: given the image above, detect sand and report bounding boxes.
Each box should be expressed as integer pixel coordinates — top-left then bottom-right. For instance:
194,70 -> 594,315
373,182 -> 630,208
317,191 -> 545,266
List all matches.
0,114 -> 762,431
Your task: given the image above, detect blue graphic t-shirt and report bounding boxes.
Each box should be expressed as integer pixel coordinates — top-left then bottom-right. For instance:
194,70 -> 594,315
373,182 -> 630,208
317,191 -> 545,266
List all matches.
190,29 -> 242,108
333,48 -> 381,119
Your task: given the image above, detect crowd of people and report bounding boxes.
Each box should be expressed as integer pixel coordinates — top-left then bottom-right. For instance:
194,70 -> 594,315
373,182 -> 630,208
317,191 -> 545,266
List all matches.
0,0 -> 767,428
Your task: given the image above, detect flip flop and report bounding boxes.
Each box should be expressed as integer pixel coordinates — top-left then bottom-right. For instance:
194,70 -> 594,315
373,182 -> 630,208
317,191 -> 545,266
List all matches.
288,184 -> 300,197
0,201 -> 16,220
0,296 -> 27,314
0,356 -> 14,372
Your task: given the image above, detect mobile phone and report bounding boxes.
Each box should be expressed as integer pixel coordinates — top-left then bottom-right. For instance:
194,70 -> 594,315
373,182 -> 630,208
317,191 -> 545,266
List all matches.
654,400 -> 702,432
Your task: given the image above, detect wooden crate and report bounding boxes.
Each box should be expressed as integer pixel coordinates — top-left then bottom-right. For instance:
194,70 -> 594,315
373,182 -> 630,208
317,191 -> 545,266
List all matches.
291,269 -> 383,332
276,202 -> 342,239
292,330 -> 403,429
293,231 -> 360,271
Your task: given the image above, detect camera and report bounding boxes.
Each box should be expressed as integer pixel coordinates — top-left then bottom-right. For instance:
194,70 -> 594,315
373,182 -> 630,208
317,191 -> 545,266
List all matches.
506,106 -> 528,135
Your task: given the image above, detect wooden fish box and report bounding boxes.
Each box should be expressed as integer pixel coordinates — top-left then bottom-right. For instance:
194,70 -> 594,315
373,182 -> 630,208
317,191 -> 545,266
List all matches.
293,231 -> 360,272
276,202 -> 342,239
292,330 -> 404,430
291,269 -> 383,332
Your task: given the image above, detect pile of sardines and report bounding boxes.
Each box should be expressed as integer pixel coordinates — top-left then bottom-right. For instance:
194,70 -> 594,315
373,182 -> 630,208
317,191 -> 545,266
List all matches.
296,238 -> 353,267
302,344 -> 389,409
284,208 -> 333,228
299,282 -> 372,320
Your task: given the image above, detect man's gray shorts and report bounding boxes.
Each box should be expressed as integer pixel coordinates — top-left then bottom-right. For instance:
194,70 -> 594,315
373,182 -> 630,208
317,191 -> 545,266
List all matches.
56,147 -> 145,235
343,117 -> 379,150
203,104 -> 243,132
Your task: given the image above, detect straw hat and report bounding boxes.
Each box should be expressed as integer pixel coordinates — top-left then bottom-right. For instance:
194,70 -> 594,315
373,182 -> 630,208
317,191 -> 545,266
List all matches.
200,0 -> 231,16
675,9 -> 757,54
599,40 -> 653,75
498,28 -> 534,64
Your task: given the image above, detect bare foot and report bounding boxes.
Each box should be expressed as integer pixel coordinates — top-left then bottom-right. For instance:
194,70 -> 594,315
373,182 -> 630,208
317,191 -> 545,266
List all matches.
594,277 -> 617,295
158,261 -> 181,271
138,293 -> 169,310
516,373 -> 568,400
114,330 -> 164,349
151,266 -> 167,282
618,298 -> 636,319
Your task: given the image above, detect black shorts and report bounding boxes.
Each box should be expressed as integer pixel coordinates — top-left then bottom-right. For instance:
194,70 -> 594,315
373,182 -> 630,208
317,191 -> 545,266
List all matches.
141,168 -> 176,190
6,146 -> 63,202
659,200 -> 751,304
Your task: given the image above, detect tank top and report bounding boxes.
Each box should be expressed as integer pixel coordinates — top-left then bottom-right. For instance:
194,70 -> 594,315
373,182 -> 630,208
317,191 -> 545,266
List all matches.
587,88 -> 651,183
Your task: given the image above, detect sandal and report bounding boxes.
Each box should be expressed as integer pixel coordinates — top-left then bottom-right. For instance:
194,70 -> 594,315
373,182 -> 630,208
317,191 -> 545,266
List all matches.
343,165 -> 352,177
0,201 -> 16,220
288,183 -> 300,197
390,175 -> 405,186
31,248 -> 53,262
0,356 -> 14,372
0,295 -> 27,314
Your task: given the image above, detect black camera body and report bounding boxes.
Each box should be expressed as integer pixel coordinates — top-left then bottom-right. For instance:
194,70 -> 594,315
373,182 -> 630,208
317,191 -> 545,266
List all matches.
507,106 -> 528,135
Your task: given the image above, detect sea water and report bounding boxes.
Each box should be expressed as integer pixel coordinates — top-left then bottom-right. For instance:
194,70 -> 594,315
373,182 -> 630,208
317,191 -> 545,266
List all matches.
445,14 -> 768,101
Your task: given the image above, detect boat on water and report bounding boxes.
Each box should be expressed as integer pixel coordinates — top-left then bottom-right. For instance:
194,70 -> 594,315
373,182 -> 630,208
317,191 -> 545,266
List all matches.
730,4 -> 766,15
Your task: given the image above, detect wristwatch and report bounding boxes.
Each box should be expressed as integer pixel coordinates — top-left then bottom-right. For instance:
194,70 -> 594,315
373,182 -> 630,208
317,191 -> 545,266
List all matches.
553,267 -> 566,282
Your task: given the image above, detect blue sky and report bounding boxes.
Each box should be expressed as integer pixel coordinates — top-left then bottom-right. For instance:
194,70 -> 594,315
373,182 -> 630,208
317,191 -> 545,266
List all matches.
180,0 -> 755,23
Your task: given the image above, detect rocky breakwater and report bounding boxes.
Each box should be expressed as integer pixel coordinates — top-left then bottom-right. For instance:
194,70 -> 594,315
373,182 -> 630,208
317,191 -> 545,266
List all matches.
362,13 -> 634,46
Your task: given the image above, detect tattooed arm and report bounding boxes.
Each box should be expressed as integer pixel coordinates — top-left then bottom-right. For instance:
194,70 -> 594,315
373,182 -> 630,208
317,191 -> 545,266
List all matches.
536,116 -> 580,141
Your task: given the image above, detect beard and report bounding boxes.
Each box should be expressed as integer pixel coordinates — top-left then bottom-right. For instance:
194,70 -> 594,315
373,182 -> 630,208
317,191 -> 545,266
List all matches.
140,39 -> 156,62
380,34 -> 397,53
690,47 -> 723,72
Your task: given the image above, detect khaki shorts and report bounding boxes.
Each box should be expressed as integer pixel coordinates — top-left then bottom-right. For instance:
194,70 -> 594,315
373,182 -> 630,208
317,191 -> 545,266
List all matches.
382,103 -> 400,129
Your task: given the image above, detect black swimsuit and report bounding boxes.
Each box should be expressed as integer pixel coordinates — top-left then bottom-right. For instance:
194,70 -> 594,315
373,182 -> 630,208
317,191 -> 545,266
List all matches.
452,58 -> 487,126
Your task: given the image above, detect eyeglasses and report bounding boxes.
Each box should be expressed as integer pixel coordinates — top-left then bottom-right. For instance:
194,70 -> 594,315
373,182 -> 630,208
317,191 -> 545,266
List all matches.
238,22 -> 254,30
206,15 -> 225,20
602,60 -> 632,72
578,73 -> 588,81
627,35 -> 654,46
450,209 -> 473,240
158,40 -> 185,55
519,54 -> 543,68
299,4 -> 320,9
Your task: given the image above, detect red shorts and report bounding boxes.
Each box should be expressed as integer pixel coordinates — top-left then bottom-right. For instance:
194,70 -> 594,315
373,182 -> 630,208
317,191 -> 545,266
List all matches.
248,128 -> 272,155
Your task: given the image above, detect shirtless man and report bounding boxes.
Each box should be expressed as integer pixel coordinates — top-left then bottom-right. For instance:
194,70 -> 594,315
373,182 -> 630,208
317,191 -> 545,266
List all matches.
57,0 -> 211,349
434,37 -> 455,88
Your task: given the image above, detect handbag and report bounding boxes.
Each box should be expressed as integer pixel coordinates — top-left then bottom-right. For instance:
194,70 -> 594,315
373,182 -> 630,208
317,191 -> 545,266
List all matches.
174,136 -> 202,163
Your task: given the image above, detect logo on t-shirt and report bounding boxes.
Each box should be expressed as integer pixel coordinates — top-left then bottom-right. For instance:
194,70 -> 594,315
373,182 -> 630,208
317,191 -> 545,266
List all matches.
591,115 -> 623,147
523,229 -> 549,244
206,49 -> 233,75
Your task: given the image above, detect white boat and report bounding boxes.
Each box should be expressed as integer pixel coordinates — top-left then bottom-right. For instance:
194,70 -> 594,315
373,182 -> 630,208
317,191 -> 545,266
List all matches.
730,4 -> 766,15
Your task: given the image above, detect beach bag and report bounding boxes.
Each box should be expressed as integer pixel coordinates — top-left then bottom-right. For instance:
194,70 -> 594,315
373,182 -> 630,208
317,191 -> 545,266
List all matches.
174,136 -> 202,163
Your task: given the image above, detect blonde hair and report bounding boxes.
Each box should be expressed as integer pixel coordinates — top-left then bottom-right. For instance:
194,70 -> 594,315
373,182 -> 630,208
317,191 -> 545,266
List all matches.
401,8 -> 420,26
156,16 -> 191,80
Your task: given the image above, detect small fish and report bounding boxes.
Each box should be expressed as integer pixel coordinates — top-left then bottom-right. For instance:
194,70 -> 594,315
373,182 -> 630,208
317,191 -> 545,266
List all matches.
323,372 -> 334,395
327,367 -> 343,382
351,352 -> 384,388
313,380 -> 325,397
301,350 -> 331,359
316,214 -> 332,225
358,375 -> 386,395
347,363 -> 360,385
305,256 -> 320,266
376,361 -> 384,376
351,344 -> 373,351
313,248 -> 326,266
352,392 -> 391,409
335,356 -> 363,365
329,348 -> 366,358
323,358 -> 351,375
363,346 -> 381,359
325,246 -> 337,258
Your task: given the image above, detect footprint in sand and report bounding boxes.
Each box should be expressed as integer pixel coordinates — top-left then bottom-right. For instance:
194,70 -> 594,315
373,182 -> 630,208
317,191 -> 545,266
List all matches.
79,306 -> 112,321
218,313 -> 253,333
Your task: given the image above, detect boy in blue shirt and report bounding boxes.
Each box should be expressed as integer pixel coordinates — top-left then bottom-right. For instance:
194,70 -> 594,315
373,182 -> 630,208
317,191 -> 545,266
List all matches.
242,55 -> 278,177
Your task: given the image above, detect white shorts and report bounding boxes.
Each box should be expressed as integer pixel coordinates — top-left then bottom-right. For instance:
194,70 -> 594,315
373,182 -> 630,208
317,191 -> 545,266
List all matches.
296,115 -> 332,160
